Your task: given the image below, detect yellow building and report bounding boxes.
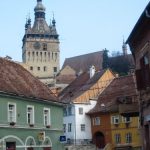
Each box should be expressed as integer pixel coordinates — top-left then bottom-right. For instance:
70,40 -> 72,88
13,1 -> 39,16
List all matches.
111,113 -> 141,150
88,75 -> 142,150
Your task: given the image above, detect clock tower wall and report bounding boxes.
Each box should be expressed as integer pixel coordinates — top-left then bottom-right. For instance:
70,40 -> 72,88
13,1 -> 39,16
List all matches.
22,0 -> 60,85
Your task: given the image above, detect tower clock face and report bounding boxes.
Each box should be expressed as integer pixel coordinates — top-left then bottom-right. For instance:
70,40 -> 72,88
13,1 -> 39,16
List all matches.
33,42 -> 41,50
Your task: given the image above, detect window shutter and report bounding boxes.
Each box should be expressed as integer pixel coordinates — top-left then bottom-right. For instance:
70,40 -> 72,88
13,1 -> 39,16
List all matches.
144,64 -> 150,87
135,69 -> 143,90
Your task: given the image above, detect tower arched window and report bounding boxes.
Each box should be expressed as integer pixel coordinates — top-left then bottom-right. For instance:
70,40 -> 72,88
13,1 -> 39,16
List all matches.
40,52 -> 42,62
55,53 -> 57,61
28,52 -> 30,61
44,66 -> 47,72
45,52 -> 47,62
28,52 -> 30,56
48,52 -> 50,61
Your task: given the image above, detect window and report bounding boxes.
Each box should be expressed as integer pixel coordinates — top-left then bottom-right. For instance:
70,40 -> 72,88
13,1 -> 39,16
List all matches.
122,116 -> 131,123
68,123 -> 72,132
126,133 -> 132,143
63,108 -> 67,116
53,67 -> 57,73
27,106 -> 34,125
8,103 -> 16,123
63,124 -> 66,133
55,53 -> 57,59
43,66 -> 47,72
93,117 -> 100,125
142,53 -> 149,66
37,67 -> 40,71
44,108 -> 50,126
81,124 -> 85,131
79,107 -> 83,115
68,106 -> 72,115
111,116 -> 120,124
136,52 -> 150,90
30,66 -> 33,71
43,43 -> 47,51
115,134 -> 121,144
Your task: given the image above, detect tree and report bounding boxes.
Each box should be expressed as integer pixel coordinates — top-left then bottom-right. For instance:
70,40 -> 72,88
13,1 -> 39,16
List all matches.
102,48 -> 109,69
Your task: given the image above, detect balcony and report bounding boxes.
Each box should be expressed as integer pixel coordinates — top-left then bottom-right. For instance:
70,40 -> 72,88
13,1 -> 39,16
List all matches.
119,103 -> 139,117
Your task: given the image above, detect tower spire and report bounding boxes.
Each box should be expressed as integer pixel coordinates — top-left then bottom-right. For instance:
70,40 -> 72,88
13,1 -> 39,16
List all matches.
122,36 -> 127,56
34,0 -> 45,19
52,13 -> 56,26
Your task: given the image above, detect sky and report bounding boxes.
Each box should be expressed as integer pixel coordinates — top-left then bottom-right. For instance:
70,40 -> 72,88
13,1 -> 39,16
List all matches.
0,0 -> 149,66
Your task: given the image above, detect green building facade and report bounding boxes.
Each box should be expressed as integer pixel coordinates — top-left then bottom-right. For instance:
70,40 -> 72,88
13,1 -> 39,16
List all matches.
0,92 -> 64,150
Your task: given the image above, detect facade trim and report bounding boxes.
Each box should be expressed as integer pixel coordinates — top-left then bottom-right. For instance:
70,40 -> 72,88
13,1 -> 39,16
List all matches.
0,124 -> 62,131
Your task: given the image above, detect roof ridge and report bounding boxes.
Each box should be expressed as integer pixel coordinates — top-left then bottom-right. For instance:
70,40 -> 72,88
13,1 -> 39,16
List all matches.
65,50 -> 104,60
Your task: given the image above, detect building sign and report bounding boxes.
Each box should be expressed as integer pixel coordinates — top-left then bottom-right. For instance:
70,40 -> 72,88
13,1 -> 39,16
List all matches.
38,132 -> 45,141
59,136 -> 66,143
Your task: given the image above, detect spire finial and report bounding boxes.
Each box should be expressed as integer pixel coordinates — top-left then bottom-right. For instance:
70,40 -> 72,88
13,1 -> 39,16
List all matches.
52,12 -> 56,26
122,35 -> 127,56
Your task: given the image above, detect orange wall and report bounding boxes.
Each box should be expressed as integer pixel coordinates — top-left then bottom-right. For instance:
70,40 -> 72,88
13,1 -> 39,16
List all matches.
91,113 -> 112,144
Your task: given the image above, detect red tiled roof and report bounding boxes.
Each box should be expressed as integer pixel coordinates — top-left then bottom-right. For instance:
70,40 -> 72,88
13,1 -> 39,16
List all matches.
56,74 -> 77,84
0,58 -> 60,102
88,75 -> 137,114
59,70 -> 107,103
62,51 -> 103,73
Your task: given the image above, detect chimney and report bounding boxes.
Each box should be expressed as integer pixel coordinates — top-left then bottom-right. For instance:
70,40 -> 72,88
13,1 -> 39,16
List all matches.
115,73 -> 119,77
90,65 -> 95,78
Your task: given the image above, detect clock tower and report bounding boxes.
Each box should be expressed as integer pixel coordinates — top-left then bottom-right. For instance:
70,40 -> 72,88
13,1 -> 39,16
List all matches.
22,0 -> 60,86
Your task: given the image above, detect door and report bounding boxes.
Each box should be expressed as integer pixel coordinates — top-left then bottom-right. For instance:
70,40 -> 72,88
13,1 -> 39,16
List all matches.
43,147 -> 51,150
27,148 -> 34,150
93,132 -> 105,149
6,142 -> 16,150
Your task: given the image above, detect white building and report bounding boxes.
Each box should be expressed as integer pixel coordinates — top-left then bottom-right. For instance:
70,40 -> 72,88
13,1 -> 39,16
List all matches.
59,68 -> 115,145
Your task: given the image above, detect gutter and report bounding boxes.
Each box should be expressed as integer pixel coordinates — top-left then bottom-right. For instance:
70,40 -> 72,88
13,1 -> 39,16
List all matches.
0,91 -> 67,106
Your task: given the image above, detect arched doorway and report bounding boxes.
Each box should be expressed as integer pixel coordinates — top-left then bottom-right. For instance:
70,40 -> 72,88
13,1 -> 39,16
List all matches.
93,132 -> 105,149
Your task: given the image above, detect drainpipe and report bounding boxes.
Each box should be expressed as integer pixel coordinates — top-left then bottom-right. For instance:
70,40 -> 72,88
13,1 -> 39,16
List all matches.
74,104 -> 76,145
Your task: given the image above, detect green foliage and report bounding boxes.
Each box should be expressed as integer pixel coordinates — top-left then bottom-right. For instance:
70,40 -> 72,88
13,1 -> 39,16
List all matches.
108,55 -> 131,76
102,48 -> 109,69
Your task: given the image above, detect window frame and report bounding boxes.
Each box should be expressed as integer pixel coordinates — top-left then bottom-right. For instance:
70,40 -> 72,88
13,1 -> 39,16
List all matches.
27,105 -> 34,125
125,132 -> 132,143
80,124 -> 85,132
79,107 -> 83,115
63,124 -> 66,133
68,106 -> 72,116
43,108 -> 51,126
53,67 -> 57,73
93,117 -> 100,126
122,116 -> 131,123
115,133 -> 121,144
68,123 -> 72,132
111,115 -> 120,124
8,103 -> 16,123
